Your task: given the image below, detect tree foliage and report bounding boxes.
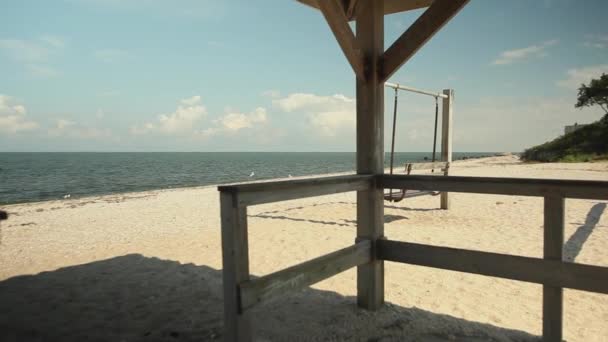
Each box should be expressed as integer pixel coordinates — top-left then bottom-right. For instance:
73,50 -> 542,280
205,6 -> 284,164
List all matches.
575,73 -> 608,114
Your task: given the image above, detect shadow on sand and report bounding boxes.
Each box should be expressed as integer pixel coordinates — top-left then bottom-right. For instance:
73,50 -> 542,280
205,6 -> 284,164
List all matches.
249,201 -> 423,227
0,255 -> 540,341
564,203 -> 606,262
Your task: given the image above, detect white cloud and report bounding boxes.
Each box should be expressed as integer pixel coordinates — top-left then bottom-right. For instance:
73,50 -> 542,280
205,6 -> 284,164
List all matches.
0,95 -> 39,134
583,34 -> 608,49
273,93 -> 355,137
273,93 -> 353,112
261,89 -> 281,98
308,109 -> 355,137
0,35 -> 64,77
0,39 -> 50,62
94,48 -> 131,63
217,107 -> 267,131
492,39 -> 558,66
131,96 -> 207,135
180,95 -> 201,106
48,118 -> 113,139
56,118 -> 75,130
557,64 -> 608,89
198,107 -> 268,138
453,96 -> 604,152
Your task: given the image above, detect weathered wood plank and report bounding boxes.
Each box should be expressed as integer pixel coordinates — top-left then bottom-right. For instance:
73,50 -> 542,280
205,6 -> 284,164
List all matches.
220,193 -> 252,342
377,240 -> 608,294
218,174 -> 373,206
318,0 -> 366,80
440,89 -> 453,209
380,0 -> 469,81
239,240 -> 372,312
543,195 -> 565,342
379,175 -> 608,200
356,0 -> 385,311
296,0 -> 433,20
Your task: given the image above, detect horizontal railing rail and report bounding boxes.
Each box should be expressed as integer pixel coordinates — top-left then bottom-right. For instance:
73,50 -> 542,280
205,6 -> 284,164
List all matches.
378,240 -> 608,294
379,174 -> 608,200
220,173 -> 608,342
218,174 -> 374,206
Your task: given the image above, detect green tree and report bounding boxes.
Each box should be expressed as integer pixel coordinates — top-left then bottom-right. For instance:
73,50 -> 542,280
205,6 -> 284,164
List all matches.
575,73 -> 608,117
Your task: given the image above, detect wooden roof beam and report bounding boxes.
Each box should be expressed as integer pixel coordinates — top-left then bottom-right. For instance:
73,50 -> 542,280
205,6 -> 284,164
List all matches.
318,0 -> 366,80
297,0 -> 434,20
383,0 -> 434,17
344,0 -> 358,19
380,0 -> 469,81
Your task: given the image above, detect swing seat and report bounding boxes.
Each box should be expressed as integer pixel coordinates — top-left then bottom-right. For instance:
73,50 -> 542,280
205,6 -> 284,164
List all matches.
383,162 -> 448,202
384,190 -> 407,202
384,189 -> 439,202
383,163 -> 412,202
384,86 -> 448,204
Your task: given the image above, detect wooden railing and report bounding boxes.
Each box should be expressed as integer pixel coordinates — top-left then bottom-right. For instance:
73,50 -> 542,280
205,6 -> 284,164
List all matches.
218,174 -> 608,342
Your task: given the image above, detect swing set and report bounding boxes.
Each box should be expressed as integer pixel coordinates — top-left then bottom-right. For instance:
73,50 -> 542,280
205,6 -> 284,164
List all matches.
383,82 -> 453,204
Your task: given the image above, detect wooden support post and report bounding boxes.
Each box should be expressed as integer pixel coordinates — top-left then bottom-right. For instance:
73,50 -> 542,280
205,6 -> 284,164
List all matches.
220,192 -> 252,342
355,0 -> 384,310
440,89 -> 453,209
543,195 -> 565,342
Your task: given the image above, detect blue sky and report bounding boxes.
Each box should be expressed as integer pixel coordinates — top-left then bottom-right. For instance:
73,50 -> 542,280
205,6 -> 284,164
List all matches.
1,0 -> 607,152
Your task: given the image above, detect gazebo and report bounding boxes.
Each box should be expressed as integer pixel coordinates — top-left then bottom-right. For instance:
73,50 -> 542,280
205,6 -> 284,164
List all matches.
217,1 -> 608,341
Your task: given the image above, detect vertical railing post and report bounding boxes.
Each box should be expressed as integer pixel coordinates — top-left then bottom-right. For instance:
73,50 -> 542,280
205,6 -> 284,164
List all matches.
355,0 -> 384,310
220,192 -> 252,342
543,195 -> 565,342
440,89 -> 453,209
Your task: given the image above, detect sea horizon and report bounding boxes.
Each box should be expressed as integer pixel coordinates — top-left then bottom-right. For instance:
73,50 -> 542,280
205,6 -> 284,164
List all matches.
1,151 -> 500,205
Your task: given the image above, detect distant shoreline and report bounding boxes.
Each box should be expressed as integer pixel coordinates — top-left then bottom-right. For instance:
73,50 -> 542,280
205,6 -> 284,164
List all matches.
1,154 -> 510,207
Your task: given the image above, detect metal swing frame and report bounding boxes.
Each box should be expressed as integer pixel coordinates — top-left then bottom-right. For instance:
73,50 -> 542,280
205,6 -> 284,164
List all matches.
384,82 -> 450,203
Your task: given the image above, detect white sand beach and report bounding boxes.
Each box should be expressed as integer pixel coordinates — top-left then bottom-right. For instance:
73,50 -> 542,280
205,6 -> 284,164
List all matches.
1,155 -> 607,341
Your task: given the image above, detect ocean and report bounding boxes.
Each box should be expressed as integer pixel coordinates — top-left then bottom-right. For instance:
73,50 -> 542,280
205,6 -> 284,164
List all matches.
0,152 -> 495,204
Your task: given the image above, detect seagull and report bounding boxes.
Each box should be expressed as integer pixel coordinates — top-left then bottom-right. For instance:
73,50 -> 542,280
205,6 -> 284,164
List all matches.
63,194 -> 71,199
249,172 -> 255,177
288,174 -> 293,178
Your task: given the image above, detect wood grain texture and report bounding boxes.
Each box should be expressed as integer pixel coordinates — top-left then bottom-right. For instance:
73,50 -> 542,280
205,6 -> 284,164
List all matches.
440,89 -> 453,209
543,195 -> 565,342
356,0 -> 385,311
220,193 -> 252,342
318,0 -> 365,80
378,239 -> 608,294
218,174 -> 373,206
379,175 -> 608,200
239,240 -> 372,312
